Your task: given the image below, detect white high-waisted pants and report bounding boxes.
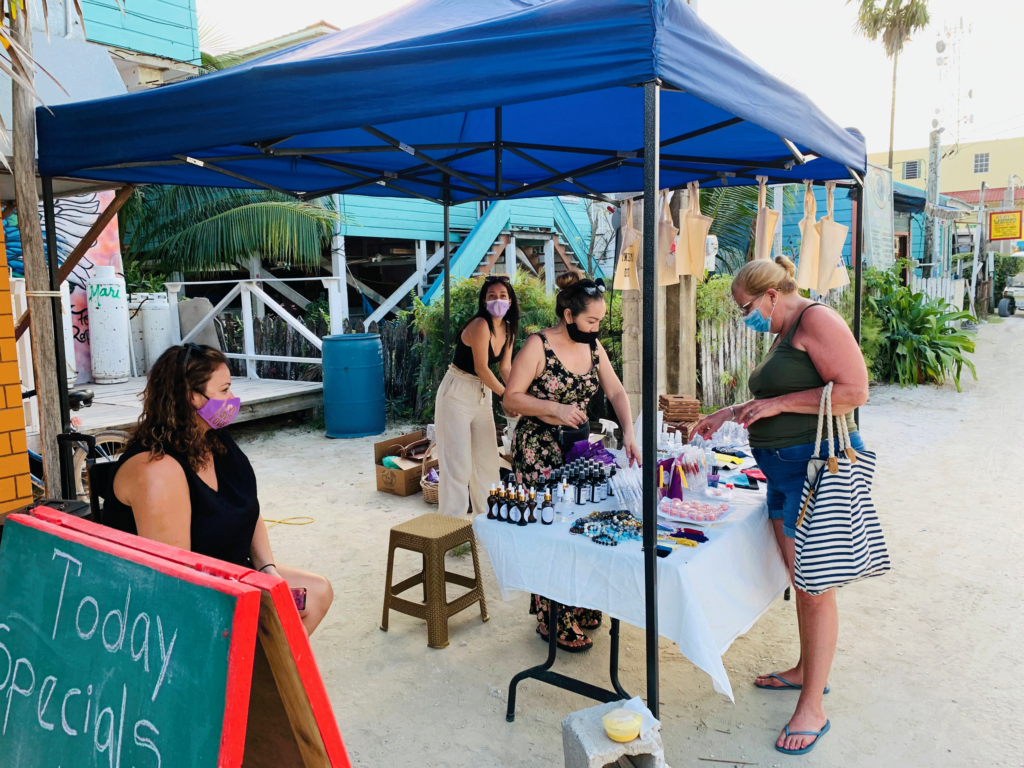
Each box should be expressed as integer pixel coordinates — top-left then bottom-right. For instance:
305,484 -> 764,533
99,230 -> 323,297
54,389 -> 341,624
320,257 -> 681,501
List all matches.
434,365 -> 499,517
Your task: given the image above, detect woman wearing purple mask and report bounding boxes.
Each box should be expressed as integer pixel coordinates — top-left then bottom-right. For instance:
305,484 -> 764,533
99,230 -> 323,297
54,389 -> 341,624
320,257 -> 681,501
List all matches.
435,274 -> 520,517
106,344 -> 333,635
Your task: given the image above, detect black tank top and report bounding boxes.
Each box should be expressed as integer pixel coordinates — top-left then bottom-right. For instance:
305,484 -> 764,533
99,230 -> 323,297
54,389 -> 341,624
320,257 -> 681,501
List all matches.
452,321 -> 507,376
104,430 -> 260,567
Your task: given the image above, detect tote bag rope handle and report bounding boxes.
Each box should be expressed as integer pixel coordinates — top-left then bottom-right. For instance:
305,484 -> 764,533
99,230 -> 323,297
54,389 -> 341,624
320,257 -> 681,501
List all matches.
811,382 -> 838,474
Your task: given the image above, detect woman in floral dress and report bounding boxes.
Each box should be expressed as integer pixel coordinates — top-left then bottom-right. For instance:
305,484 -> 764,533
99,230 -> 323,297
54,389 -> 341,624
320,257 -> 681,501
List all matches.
504,272 -> 640,652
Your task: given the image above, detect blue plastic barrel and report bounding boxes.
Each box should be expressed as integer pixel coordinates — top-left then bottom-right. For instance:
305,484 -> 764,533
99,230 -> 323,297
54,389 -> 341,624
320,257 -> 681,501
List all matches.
322,333 -> 385,438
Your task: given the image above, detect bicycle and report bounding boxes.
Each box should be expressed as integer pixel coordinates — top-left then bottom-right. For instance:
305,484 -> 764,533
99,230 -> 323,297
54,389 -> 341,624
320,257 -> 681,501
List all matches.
24,388 -> 132,500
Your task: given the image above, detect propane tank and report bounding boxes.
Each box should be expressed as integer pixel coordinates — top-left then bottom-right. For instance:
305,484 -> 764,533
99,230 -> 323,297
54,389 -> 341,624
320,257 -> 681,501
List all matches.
142,294 -> 174,371
128,292 -> 155,374
87,265 -> 130,384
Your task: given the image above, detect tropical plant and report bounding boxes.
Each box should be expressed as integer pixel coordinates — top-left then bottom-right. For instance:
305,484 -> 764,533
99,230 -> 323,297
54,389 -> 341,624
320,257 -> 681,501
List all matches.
699,186 -> 797,273
865,264 -> 976,390
847,0 -> 931,170
410,275 -> 556,421
119,185 -> 338,275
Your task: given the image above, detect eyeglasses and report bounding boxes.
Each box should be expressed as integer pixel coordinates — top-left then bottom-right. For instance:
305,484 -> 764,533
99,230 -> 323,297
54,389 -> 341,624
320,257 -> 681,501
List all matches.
183,342 -> 205,366
739,294 -> 764,317
483,274 -> 510,284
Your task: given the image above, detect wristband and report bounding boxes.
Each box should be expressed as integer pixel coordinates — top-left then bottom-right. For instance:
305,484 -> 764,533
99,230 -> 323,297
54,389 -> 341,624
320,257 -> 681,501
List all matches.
259,563 -> 276,573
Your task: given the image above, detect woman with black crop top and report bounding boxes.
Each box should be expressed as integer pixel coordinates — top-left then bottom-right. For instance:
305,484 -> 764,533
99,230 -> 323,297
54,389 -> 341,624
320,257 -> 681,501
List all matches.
109,344 -> 333,635
434,275 -> 519,517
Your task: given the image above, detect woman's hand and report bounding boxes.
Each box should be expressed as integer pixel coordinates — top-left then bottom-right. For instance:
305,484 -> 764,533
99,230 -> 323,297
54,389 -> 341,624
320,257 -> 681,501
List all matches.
502,406 -> 520,418
554,403 -> 588,427
689,407 -> 733,441
733,398 -> 781,428
622,436 -> 641,467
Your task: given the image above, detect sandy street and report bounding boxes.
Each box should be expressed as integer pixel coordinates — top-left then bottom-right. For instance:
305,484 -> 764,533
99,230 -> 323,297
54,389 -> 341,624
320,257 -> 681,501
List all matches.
237,316 -> 1023,768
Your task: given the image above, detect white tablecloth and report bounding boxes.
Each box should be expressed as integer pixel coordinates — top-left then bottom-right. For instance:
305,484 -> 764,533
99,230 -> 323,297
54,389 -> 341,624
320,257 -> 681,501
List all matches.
473,459 -> 788,701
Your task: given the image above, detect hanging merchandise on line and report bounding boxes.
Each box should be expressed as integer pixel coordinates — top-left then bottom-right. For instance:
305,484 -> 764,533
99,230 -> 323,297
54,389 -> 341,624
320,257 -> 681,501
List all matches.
657,189 -> 680,286
614,199 -> 641,291
754,176 -> 781,261
816,181 -> 850,294
795,181 -> 820,290
676,181 -> 713,282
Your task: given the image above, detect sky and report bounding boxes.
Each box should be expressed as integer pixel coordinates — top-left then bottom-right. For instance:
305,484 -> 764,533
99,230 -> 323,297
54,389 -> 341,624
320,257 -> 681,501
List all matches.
196,0 -> 1024,156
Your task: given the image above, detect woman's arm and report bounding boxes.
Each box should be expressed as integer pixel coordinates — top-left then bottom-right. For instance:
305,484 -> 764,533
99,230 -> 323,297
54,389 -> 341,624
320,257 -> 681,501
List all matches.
594,342 -> 641,465
249,518 -> 276,574
502,335 -> 587,427
735,306 -> 868,427
116,453 -> 192,550
465,318 -> 507,396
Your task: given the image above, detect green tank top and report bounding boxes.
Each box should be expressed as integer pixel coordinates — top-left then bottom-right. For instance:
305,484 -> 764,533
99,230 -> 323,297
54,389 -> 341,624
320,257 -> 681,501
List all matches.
746,303 -> 857,449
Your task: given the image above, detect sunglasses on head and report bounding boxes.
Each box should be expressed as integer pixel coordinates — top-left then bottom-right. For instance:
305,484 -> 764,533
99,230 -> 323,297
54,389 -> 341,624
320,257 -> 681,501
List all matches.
579,278 -> 606,296
483,274 -> 511,284
183,342 -> 206,366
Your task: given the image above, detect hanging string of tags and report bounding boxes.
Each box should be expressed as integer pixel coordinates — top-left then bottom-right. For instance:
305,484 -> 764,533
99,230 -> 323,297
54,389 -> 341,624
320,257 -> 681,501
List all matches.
795,180 -> 850,294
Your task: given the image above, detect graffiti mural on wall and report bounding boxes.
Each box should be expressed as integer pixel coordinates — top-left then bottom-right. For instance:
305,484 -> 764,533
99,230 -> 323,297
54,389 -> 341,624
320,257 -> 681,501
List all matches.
5,192 -> 124,383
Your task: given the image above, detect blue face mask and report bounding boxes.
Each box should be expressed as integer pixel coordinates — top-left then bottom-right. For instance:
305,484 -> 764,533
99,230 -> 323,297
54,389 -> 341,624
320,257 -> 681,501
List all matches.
743,294 -> 775,333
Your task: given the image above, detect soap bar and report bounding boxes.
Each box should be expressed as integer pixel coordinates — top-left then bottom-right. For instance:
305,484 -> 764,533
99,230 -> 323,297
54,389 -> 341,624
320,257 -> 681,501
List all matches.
602,708 -> 642,743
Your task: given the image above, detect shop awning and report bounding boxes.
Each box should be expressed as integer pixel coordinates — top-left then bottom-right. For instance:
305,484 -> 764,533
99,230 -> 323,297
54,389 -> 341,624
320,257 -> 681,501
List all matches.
36,0 -> 865,199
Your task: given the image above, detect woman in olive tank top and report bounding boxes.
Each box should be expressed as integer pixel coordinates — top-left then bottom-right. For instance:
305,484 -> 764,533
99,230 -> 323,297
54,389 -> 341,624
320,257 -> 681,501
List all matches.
690,257 -> 868,755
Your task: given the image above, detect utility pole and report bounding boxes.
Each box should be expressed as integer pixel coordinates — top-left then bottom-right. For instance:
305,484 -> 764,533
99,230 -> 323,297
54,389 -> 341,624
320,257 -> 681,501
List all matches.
12,2 -> 63,496
969,181 -> 985,318
923,128 -> 943,277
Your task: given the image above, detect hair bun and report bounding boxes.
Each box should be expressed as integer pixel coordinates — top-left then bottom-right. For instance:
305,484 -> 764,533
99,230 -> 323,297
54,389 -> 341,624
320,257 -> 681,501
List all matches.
555,271 -> 583,291
774,255 -> 796,278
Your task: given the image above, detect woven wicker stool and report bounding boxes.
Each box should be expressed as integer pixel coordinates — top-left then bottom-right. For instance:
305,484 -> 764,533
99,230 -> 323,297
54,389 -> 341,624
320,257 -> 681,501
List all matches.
380,513 -> 489,649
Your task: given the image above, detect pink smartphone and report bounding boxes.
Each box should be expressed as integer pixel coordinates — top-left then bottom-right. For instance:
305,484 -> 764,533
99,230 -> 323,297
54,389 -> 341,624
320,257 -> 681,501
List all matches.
290,587 -> 307,612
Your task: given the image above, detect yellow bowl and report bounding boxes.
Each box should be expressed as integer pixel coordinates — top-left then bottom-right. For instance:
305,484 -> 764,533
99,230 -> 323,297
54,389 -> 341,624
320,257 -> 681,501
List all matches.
602,708 -> 642,743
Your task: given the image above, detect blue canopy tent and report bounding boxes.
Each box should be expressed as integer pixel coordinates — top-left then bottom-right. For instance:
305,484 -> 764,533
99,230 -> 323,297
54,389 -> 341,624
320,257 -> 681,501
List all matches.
35,0 -> 866,719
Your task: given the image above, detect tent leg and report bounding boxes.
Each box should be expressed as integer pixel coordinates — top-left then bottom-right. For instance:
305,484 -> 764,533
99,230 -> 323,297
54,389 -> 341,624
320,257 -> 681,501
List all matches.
443,175 -> 451,366
852,188 -> 863,426
641,80 -> 660,720
41,177 -> 75,499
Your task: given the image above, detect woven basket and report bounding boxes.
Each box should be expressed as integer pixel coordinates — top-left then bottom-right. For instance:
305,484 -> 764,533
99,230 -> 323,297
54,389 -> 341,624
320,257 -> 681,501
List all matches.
421,476 -> 439,505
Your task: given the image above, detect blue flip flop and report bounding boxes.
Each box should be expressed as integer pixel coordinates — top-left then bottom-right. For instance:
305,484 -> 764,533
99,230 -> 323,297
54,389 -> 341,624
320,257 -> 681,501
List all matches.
755,673 -> 830,694
776,720 -> 830,756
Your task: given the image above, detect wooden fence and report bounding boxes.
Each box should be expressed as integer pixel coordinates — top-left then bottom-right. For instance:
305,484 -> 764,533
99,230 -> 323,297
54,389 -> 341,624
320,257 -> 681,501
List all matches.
698,318 -> 771,409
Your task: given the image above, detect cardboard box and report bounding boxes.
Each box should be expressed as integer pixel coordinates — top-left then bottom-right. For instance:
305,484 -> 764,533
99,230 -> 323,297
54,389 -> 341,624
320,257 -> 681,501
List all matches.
374,430 -> 439,497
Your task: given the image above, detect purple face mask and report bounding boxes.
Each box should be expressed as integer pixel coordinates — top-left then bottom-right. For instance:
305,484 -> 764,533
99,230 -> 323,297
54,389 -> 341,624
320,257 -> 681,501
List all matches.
196,395 -> 241,429
486,299 -> 511,318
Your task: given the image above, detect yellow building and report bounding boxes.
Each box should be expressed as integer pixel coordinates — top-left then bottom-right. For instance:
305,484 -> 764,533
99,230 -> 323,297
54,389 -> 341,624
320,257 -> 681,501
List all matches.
868,136 -> 1024,201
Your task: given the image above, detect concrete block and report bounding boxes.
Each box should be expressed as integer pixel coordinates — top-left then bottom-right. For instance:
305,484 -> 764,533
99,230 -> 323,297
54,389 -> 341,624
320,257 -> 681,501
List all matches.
562,701 -> 666,768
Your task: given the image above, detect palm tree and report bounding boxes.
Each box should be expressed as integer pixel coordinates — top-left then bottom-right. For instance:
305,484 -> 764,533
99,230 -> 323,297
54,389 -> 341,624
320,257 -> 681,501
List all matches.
119,19 -> 340,276
848,0 -> 931,169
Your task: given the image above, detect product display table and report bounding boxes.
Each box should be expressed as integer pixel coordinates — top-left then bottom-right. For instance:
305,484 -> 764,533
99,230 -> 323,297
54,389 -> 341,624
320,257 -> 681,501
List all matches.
473,456 -> 788,715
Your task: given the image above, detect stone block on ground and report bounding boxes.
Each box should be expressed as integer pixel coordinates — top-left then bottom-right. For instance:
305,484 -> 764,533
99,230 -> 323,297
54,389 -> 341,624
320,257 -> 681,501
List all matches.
561,700 -> 666,768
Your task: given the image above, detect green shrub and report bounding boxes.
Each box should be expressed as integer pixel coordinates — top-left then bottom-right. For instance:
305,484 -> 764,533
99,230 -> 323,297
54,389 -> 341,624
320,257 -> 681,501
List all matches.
410,275 -> 556,421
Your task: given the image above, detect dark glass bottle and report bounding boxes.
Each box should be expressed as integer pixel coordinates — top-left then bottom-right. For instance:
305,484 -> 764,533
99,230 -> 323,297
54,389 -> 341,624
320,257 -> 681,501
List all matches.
608,467 -> 616,497
516,488 -> 529,527
575,471 -> 587,505
541,488 -> 554,525
497,484 -> 509,522
487,483 -> 498,519
527,487 -> 538,523
508,486 -> 522,524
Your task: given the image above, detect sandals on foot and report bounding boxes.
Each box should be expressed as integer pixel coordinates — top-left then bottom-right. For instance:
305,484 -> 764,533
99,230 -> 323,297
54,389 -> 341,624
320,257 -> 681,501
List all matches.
755,673 -> 830,694
574,607 -> 603,631
775,720 -> 830,755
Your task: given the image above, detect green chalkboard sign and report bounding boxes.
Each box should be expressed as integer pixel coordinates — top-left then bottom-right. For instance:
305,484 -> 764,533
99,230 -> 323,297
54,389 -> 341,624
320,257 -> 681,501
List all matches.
0,515 -> 260,768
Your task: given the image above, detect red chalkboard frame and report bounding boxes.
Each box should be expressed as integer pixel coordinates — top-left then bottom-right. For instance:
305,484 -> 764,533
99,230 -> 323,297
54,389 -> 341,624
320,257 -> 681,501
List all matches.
8,510 -> 262,768
28,506 -> 351,768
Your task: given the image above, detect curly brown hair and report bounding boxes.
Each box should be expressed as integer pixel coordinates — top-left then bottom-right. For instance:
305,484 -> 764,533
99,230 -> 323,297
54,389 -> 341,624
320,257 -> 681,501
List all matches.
130,344 -> 229,472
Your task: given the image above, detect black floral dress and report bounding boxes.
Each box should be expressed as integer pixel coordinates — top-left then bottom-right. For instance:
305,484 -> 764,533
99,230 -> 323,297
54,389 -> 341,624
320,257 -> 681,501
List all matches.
512,330 -> 603,647
511,331 -> 600,485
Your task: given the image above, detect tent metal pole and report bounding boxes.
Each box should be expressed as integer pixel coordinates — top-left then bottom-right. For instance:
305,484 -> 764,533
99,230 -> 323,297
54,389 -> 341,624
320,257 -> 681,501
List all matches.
495,106 -> 502,196
41,176 -> 75,499
852,185 -> 864,426
443,174 -> 451,365
641,80 -> 660,720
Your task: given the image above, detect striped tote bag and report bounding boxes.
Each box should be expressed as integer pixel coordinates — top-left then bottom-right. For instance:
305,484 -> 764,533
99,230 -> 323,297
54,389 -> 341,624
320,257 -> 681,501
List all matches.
794,383 -> 890,596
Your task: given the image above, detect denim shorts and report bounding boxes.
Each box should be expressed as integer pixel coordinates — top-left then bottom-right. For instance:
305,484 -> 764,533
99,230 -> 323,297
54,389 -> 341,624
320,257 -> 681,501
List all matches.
750,432 -> 866,539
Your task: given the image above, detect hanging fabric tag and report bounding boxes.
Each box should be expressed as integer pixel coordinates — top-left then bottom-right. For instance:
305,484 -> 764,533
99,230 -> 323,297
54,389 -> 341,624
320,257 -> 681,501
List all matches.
613,199 -> 641,291
816,181 -> 850,294
680,182 -> 712,283
795,181 -> 820,291
754,175 -> 780,261
657,190 -> 679,286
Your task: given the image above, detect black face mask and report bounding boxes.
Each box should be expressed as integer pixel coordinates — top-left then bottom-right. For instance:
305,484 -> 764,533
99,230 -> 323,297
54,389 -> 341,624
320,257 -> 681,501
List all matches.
566,322 -> 600,347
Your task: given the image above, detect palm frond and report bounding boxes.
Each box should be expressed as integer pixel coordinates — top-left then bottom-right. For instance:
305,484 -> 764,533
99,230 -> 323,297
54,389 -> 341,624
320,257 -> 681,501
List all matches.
847,0 -> 931,58
144,200 -> 337,275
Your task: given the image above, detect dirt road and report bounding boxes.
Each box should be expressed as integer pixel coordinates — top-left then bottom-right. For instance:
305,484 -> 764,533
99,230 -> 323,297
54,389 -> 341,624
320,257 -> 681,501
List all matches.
240,316 -> 1023,767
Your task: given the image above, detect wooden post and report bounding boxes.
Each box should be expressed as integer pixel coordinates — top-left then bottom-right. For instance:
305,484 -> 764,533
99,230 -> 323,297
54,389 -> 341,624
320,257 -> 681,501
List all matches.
248,255 -> 265,319
331,195 -> 350,326
621,200 -> 642,417
505,235 -> 517,279
415,240 -> 426,296
11,6 -> 63,496
240,284 -> 259,379
543,238 -> 555,295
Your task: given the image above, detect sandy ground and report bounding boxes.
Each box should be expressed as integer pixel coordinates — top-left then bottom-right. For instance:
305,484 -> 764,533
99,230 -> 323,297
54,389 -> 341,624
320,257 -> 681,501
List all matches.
236,316 -> 1024,768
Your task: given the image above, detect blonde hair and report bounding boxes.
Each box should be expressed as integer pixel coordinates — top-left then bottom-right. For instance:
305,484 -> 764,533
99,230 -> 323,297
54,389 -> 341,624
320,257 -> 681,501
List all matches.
732,256 -> 798,297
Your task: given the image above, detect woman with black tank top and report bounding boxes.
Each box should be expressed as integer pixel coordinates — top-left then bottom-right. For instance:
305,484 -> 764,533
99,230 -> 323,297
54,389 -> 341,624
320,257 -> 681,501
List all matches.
109,344 -> 334,635
690,257 -> 868,756
434,275 -> 519,517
